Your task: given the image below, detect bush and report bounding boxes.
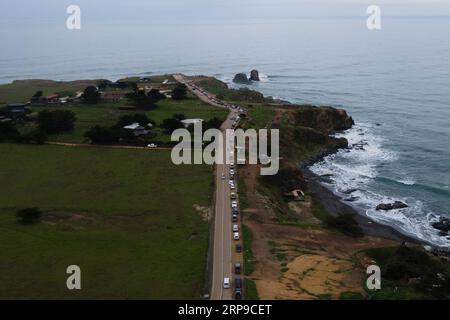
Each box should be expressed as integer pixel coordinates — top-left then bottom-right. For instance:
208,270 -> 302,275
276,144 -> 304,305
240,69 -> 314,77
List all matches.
172,84 -> 187,100
37,110 -> 76,134
365,246 -> 450,299
161,117 -> 184,134
324,214 -> 363,238
85,125 -> 120,144
17,129 -> 47,144
0,121 -> 20,142
82,86 -> 101,104
126,92 -> 157,110
16,207 -> 42,224
116,114 -> 154,128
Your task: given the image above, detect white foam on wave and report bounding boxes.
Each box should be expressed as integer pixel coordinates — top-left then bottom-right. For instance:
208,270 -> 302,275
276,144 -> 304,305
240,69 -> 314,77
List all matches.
398,178 -> 416,186
310,123 -> 450,248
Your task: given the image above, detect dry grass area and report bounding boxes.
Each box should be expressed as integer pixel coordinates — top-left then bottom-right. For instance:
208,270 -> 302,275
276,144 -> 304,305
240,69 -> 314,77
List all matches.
239,163 -> 397,300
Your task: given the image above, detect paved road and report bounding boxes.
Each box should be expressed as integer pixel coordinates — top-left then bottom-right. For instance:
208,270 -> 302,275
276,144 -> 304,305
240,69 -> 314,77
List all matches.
174,74 -> 242,300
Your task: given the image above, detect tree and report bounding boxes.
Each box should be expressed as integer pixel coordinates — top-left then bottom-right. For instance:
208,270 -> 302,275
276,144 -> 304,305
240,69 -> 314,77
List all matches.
203,117 -> 222,131
126,92 -> 157,110
37,110 -> 76,134
172,84 -> 188,100
0,121 -> 20,142
147,89 -> 166,102
173,113 -> 186,121
85,125 -> 120,144
17,129 -> 47,144
32,90 -> 43,98
97,79 -> 112,90
116,114 -> 154,128
82,86 -> 101,104
161,117 -> 184,134
16,207 -> 42,224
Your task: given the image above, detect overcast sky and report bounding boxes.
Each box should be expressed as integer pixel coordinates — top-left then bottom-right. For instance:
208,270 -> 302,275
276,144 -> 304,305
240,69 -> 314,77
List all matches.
1,0 -> 450,23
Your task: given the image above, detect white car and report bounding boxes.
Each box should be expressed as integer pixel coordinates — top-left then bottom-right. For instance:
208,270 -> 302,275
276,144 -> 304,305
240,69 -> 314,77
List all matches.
230,169 -> 235,175
147,143 -> 158,148
230,184 -> 236,190
223,277 -> 230,289
231,201 -> 238,208
233,232 -> 240,240
221,174 -> 226,180
233,224 -> 239,232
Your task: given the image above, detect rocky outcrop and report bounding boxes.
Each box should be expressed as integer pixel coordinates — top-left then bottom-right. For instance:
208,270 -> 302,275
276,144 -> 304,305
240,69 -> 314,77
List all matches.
432,218 -> 450,234
249,69 -> 260,81
376,201 -> 408,211
233,73 -> 252,85
294,106 -> 354,134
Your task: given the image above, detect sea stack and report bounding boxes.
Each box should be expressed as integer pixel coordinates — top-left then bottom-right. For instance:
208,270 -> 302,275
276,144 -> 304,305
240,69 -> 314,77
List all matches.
250,69 -> 260,81
233,73 -> 252,85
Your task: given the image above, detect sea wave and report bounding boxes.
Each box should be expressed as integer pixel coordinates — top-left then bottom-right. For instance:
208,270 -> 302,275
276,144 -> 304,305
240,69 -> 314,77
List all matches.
310,123 -> 450,248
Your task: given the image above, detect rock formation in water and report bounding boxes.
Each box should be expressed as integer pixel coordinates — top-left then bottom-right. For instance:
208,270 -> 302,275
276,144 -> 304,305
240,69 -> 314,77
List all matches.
249,69 -> 260,81
233,73 -> 252,85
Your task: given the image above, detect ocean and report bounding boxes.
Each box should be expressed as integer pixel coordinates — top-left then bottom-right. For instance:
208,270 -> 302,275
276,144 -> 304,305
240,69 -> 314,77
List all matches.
1,16 -> 449,247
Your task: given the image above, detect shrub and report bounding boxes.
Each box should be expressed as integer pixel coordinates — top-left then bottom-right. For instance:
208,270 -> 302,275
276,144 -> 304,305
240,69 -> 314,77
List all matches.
85,125 -> 120,144
37,110 -> 76,134
324,214 -> 363,238
16,207 -> 42,224
172,84 -> 187,100
82,86 -> 101,104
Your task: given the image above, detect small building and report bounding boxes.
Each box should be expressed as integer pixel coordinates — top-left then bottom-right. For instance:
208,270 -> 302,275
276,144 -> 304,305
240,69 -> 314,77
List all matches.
123,122 -> 150,137
102,91 -> 127,102
46,94 -> 60,104
181,118 -> 203,128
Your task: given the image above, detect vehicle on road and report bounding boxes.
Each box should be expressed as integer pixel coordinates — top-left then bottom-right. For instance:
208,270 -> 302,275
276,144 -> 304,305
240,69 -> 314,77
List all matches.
236,244 -> 242,253
230,169 -> 235,175
235,276 -> 242,288
234,263 -> 241,275
147,143 -> 158,148
230,184 -> 236,190
233,224 -> 239,232
230,192 -> 236,200
231,201 -> 238,208
232,214 -> 238,222
233,232 -> 240,240
232,208 -> 239,215
235,289 -> 242,300
221,174 -> 226,180
223,277 -> 230,289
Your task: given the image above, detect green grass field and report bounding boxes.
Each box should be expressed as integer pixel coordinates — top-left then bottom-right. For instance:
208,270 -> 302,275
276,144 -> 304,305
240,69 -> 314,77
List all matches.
0,79 -> 228,144
23,98 -> 227,143
0,144 -> 214,299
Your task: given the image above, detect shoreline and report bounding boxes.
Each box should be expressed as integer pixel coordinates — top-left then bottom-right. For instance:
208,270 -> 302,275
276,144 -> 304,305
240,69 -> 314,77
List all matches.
303,167 -> 423,245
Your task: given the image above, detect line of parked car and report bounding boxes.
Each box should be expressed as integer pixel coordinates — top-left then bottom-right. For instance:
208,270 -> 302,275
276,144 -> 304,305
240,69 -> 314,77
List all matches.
224,163 -> 244,299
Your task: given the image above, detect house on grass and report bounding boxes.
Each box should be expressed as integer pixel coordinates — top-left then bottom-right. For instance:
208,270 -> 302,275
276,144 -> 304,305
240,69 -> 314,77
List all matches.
102,91 -> 127,102
123,122 -> 152,137
30,94 -> 60,105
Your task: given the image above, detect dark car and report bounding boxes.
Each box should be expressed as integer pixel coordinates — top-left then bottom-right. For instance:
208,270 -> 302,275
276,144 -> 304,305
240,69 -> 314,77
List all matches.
234,289 -> 242,300
234,262 -> 241,274
232,208 -> 239,215
232,214 -> 238,222
235,277 -> 242,289
235,244 -> 242,253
